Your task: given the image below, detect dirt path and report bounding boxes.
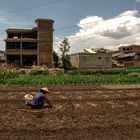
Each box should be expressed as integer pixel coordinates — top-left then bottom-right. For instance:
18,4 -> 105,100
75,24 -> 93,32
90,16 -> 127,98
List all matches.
0,85 -> 140,140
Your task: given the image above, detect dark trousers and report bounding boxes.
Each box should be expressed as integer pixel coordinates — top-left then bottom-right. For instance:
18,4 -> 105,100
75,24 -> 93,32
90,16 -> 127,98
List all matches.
31,103 -> 44,109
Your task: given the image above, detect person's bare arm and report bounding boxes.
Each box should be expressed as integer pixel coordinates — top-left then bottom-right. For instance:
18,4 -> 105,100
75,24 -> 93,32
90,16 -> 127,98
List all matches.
44,97 -> 52,108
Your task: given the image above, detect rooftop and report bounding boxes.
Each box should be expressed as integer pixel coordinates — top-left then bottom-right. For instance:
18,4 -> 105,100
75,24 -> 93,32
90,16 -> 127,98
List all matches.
6,28 -> 37,33
119,45 -> 140,48
118,52 -> 137,58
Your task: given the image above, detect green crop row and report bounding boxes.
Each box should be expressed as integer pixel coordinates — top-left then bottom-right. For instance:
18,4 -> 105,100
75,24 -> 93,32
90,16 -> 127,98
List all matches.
0,67 -> 140,85
28,69 -> 64,76
1,74 -> 140,85
68,68 -> 140,75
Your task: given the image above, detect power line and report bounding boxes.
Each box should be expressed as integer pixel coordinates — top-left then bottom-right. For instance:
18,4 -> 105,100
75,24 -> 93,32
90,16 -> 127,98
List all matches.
0,23 -> 139,43
0,11 -> 139,42
0,0 -> 65,16
23,12 -> 139,32
0,0 -> 138,33
54,23 -> 140,43
55,12 -> 140,31
17,11 -> 138,33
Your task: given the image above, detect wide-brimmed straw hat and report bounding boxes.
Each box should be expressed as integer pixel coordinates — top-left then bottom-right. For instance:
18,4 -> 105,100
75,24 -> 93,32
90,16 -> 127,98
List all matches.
24,94 -> 33,101
40,87 -> 49,93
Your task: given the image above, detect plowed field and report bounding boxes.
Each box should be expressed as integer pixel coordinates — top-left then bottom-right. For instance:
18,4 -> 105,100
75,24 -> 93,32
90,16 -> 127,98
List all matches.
0,84 -> 140,140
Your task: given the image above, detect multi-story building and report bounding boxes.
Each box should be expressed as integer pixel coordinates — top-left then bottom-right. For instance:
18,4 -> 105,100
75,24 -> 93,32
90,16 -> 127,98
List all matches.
112,45 -> 140,67
5,19 -> 54,67
0,50 -> 6,63
119,45 -> 140,53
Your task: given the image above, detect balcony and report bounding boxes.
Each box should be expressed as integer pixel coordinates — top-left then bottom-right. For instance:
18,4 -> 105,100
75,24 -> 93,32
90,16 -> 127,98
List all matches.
5,38 -> 38,42
6,28 -> 37,39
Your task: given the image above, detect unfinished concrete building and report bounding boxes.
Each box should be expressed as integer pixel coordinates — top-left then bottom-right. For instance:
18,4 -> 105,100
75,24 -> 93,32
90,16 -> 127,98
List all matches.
112,45 -> 140,67
0,50 -> 6,63
69,48 -> 112,68
5,19 -> 54,67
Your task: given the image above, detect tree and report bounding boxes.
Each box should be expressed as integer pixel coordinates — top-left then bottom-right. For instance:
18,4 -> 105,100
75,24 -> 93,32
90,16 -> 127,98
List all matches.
59,37 -> 71,69
53,51 -> 60,67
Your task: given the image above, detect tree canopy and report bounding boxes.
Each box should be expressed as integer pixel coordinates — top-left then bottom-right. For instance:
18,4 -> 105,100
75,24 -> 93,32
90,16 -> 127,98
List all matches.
59,38 -> 71,69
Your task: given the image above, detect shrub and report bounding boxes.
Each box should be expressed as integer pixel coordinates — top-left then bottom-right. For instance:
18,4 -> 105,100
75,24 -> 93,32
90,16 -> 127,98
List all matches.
56,69 -> 64,76
67,70 -> 80,75
29,70 -> 39,75
128,72 -> 140,78
42,70 -> 50,75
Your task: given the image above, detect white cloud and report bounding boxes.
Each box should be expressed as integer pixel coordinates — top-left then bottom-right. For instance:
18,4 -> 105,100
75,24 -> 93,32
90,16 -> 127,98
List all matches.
1,9 -> 140,54
136,0 -> 140,3
53,37 -> 61,55
65,10 -> 140,53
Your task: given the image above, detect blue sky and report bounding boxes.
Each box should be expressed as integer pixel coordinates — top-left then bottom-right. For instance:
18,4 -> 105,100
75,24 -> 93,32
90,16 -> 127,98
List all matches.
0,0 -> 140,53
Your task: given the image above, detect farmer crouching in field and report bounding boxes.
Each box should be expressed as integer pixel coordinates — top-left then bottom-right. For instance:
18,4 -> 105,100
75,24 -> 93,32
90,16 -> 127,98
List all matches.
24,87 -> 52,109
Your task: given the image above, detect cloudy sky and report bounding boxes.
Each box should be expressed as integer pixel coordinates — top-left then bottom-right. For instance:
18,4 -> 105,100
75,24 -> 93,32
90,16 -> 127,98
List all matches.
0,0 -> 140,53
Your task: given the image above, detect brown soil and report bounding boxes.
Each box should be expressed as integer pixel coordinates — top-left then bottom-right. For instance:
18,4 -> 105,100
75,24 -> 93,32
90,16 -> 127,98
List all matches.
0,84 -> 140,140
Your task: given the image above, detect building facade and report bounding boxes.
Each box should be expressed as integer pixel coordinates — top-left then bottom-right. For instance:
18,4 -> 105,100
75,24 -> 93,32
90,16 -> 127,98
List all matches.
0,50 -> 6,63
70,48 -> 112,68
5,19 -> 54,67
112,45 -> 140,67
119,45 -> 140,53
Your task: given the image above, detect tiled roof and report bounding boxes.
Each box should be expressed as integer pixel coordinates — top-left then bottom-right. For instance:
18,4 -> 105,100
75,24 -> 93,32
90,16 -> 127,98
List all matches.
112,52 -> 124,57
118,52 -> 136,58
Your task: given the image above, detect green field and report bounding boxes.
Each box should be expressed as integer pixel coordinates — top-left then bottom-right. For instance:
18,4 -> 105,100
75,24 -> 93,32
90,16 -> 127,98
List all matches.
0,68 -> 140,85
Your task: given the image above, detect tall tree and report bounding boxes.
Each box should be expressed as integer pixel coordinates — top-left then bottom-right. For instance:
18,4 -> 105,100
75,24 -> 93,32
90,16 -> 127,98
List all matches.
59,37 -> 71,69
53,51 -> 60,67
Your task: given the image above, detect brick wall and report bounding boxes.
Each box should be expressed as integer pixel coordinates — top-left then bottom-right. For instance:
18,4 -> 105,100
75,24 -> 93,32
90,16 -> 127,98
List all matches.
36,19 -> 54,67
70,53 -> 112,68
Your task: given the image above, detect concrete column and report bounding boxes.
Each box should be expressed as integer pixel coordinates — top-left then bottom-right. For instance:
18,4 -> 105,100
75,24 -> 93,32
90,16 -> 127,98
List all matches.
20,54 -> 22,66
37,55 -> 39,65
20,41 -> 22,66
